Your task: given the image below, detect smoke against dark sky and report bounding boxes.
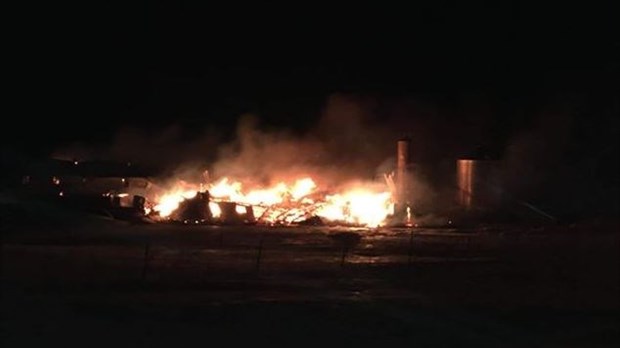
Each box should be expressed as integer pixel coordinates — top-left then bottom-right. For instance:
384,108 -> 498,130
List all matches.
4,3 -> 617,218
7,3 -> 615,151
51,93 -> 497,176
46,89 -> 619,220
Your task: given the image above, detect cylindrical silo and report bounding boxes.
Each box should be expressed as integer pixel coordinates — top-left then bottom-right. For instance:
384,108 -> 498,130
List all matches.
456,159 -> 502,210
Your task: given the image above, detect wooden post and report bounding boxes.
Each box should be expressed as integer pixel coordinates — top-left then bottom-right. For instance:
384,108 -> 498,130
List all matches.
0,237 -> 4,283
255,236 -> 264,274
329,232 -> 360,269
340,247 -> 348,267
408,229 -> 414,267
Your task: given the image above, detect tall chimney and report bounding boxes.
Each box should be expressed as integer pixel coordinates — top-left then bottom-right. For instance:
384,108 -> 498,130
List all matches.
396,138 -> 410,208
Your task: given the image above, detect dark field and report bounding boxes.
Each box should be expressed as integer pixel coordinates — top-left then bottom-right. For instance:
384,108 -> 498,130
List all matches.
2,217 -> 619,347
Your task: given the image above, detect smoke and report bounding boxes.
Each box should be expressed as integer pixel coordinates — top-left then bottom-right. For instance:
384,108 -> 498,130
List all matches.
52,94 -> 451,181
46,88 -> 618,220
52,93 -> 451,201
497,99 -> 618,219
211,114 -> 328,185
501,108 -> 574,200
210,94 -> 407,187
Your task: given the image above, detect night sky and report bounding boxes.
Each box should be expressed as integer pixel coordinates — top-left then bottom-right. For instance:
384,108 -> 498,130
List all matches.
5,4 -> 613,150
3,7 -> 619,344
5,3 -> 618,199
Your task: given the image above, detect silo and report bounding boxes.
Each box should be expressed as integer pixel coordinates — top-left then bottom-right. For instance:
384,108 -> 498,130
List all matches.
456,159 -> 502,210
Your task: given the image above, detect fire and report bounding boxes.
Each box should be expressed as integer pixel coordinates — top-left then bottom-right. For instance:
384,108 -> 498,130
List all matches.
243,183 -> 287,206
209,202 -> 222,218
209,178 -> 243,202
235,205 -> 247,215
153,188 -> 198,217
208,177 -> 314,207
151,176 -> 394,227
315,190 -> 394,227
290,178 -> 316,200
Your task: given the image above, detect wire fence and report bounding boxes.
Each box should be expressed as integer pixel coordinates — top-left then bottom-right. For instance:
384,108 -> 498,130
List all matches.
3,226 -> 615,290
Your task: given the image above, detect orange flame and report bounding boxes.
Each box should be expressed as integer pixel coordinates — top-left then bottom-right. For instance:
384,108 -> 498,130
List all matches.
208,202 -> 222,218
152,176 -> 394,227
153,183 -> 199,217
316,190 -> 394,227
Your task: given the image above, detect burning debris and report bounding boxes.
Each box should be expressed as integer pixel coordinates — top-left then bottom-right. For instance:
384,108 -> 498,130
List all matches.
148,177 -> 395,227
16,138 -> 417,228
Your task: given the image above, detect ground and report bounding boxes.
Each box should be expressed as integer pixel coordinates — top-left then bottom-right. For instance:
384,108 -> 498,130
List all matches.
2,213 -> 619,347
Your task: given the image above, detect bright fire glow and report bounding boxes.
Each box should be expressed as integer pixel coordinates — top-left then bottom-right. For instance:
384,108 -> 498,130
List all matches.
209,202 -> 221,218
290,178 -> 316,200
151,176 -> 394,227
235,205 -> 247,215
315,190 -> 394,227
154,189 -> 198,217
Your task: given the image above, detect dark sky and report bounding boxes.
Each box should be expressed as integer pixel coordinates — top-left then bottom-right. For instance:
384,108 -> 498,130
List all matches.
6,3 -> 618,156
3,3 -> 617,217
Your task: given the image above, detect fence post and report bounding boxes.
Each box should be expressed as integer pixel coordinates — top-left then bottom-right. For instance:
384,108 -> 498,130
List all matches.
408,229 -> 414,267
340,247 -> 348,267
0,236 -> 4,283
141,241 -> 150,282
255,236 -> 264,274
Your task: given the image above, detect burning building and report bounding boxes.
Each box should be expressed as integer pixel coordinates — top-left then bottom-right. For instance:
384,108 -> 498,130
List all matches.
14,138 -> 524,228
149,177 -> 395,227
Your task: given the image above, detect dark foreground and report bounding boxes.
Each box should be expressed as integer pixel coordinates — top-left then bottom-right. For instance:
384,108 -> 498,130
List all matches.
2,217 -> 619,347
